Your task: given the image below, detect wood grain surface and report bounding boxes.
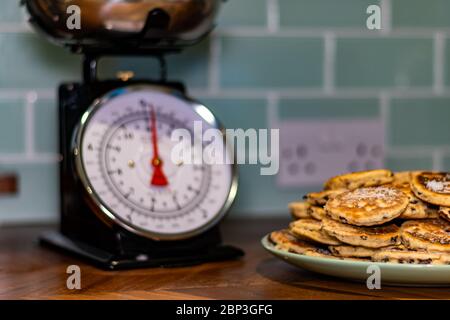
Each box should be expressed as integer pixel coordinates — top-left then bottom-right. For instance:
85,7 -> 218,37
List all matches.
0,218 -> 449,300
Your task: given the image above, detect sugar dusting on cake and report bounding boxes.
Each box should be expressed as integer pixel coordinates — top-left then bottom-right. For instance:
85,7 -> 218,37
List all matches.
426,180 -> 450,194
340,187 -> 401,205
426,180 -> 445,192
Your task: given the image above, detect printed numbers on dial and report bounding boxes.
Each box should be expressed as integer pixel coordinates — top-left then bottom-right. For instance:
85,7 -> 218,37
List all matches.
77,87 -> 234,239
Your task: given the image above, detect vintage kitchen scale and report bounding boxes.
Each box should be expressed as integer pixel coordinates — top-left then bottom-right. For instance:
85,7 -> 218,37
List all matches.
24,0 -> 243,269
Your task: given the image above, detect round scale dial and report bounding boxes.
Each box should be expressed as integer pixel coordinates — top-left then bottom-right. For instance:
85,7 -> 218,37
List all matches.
75,85 -> 236,240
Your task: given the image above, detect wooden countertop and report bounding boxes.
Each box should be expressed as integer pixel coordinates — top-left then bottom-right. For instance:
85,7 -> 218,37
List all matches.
0,218 -> 449,300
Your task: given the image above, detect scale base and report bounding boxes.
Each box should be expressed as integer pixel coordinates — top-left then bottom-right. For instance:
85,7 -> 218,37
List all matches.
40,231 -> 244,270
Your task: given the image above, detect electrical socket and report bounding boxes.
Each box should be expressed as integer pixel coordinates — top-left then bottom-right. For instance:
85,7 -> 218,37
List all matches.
277,119 -> 385,187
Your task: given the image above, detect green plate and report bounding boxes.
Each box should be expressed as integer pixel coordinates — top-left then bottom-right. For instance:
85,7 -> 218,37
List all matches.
261,234 -> 450,286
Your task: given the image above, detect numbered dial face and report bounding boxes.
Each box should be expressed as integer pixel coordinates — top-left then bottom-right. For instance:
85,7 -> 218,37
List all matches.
75,86 -> 235,240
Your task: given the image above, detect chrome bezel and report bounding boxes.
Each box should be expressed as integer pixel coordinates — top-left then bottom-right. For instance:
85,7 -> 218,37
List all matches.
73,84 -> 238,241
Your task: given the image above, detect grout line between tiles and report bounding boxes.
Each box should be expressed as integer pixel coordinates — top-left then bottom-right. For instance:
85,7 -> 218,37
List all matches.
0,88 -> 448,102
214,27 -> 450,38
0,153 -> 60,164
25,91 -> 37,156
432,149 -> 444,171
433,31 -> 446,95
323,32 -> 336,95
380,0 -> 392,34
208,35 -> 221,94
0,21 -> 448,38
267,0 -> 280,34
388,146 -> 450,158
0,22 -> 31,33
379,92 -> 390,159
191,87 -> 449,99
267,91 -> 279,128
0,89 -> 55,99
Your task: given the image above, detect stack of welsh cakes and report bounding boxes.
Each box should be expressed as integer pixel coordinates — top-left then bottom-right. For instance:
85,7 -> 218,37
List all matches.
270,169 -> 450,264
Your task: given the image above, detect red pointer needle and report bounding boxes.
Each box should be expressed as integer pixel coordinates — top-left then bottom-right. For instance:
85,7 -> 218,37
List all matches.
149,106 -> 169,187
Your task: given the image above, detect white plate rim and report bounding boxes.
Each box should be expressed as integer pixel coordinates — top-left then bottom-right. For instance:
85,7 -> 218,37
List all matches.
261,234 -> 450,270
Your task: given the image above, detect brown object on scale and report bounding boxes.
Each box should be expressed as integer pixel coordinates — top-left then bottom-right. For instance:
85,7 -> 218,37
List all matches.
25,0 -> 221,48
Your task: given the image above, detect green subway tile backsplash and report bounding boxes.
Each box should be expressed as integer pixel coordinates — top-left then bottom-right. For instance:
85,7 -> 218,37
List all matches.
0,99 -> 24,153
0,1 -> 450,222
385,155 -> 434,172
100,39 -> 210,88
390,98 -> 450,147
443,157 -> 450,171
0,163 -> 58,222
278,98 -> 379,120
0,1 -> 24,23
279,0 -> 379,28
34,98 -> 58,153
392,0 -> 450,28
443,38 -> 450,86
336,38 -> 433,88
234,163 -> 317,215
0,33 -> 80,89
220,36 -> 323,88
219,0 -> 267,27
198,98 -> 268,129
